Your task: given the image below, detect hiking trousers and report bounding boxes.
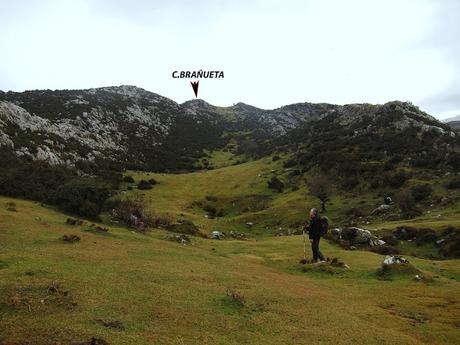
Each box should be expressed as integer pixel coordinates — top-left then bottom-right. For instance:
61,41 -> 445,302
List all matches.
311,237 -> 325,262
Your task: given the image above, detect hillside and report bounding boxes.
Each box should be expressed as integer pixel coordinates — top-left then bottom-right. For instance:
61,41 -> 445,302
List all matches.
0,86 -> 324,171
118,154 -> 460,259
1,87 -> 460,344
1,86 -> 458,173
1,195 -> 459,345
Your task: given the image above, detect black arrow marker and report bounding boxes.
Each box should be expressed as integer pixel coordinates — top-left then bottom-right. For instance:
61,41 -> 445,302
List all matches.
190,80 -> 199,98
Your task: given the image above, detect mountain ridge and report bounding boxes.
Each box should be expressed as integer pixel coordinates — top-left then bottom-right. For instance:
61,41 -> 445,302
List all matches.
0,85 -> 457,172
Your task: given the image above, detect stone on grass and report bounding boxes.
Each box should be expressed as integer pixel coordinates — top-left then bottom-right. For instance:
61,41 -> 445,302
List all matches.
383,255 -> 409,265
355,228 -> 372,243
210,231 -> 225,240
371,204 -> 391,215
165,233 -> 190,245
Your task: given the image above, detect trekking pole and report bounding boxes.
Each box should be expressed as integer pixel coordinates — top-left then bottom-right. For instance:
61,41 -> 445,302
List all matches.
300,227 -> 307,264
303,229 -> 307,261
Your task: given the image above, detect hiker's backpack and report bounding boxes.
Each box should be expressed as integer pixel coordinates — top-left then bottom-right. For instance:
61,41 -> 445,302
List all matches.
320,216 -> 329,236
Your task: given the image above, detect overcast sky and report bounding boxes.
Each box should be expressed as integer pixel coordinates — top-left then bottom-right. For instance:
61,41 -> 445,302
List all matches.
0,0 -> 459,119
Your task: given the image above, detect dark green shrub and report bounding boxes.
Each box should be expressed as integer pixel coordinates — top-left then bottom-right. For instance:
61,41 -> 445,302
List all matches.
415,228 -> 437,245
394,190 -> 421,218
381,234 -> 399,246
267,176 -> 284,193
393,226 -> 437,245
0,148 -> 121,218
137,180 -> 153,190
447,152 -> 460,171
123,175 -> 135,183
344,208 -> 365,218
340,177 -> 359,190
168,220 -> 202,236
288,169 -> 301,177
411,184 -> 433,201
370,179 -> 381,189
283,159 -> 296,168
203,204 -> 217,216
341,227 -> 357,241
394,225 -> 418,240
446,177 -> 460,189
54,179 -> 111,219
402,208 -> 423,219
370,245 -> 400,255
205,195 -> 218,202
384,170 -> 410,188
439,226 -> 460,258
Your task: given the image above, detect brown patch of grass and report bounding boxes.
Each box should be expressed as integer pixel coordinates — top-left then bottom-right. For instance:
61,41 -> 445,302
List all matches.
1,281 -> 77,313
94,319 -> 124,331
73,337 -> 110,345
5,201 -> 17,212
225,288 -> 245,307
61,234 -> 81,243
301,259 -> 349,275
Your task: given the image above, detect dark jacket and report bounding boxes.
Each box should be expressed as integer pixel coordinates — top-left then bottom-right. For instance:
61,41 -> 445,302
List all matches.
307,215 -> 322,239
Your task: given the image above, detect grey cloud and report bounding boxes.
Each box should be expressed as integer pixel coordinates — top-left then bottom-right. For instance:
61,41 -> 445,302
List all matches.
419,0 -> 460,117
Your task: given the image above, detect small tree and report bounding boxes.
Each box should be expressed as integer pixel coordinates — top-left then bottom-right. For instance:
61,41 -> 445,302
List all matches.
395,189 -> 421,219
308,175 -> 333,212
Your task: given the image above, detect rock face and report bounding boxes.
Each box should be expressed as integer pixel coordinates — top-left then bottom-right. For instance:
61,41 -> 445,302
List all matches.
371,204 -> 392,216
330,228 -> 342,237
353,228 -> 373,244
0,86 -> 177,168
369,239 -> 386,247
383,255 -> 409,265
210,231 -> 225,240
342,227 -> 373,243
0,86 -> 457,171
338,227 -> 386,247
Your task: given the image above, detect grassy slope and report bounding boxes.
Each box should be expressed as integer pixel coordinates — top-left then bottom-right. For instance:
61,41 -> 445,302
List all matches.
0,198 -> 460,344
1,157 -> 460,344
1,198 -> 459,344
125,156 -> 460,238
127,156 -> 318,236
126,156 -> 372,237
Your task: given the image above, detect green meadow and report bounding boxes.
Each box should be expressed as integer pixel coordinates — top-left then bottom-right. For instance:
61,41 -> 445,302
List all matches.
1,156 -> 459,344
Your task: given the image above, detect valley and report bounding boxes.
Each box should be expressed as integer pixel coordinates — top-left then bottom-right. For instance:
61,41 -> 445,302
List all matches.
1,86 -> 459,344
1,154 -> 459,344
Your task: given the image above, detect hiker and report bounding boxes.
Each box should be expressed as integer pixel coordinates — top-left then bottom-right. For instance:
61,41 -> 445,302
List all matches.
306,208 -> 326,262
